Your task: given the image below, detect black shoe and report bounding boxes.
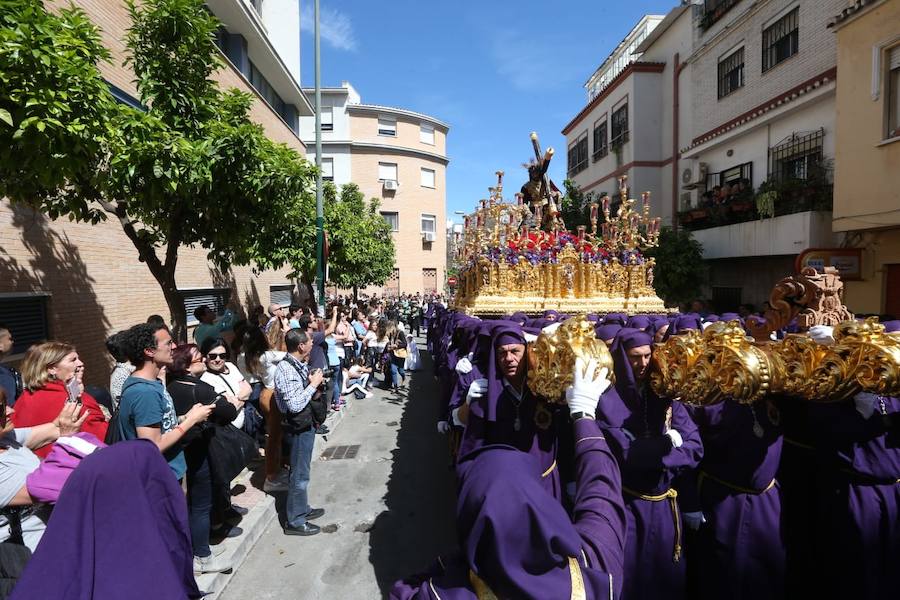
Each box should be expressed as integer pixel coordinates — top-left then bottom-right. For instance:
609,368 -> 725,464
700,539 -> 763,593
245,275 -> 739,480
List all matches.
211,524 -> 243,538
284,522 -> 321,536
226,505 -> 249,518
306,508 -> 325,521
316,424 -> 330,435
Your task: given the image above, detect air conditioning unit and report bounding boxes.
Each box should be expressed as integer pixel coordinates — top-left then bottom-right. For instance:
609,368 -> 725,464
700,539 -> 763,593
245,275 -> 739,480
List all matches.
682,162 -> 710,190
383,179 -> 398,191
422,231 -> 436,242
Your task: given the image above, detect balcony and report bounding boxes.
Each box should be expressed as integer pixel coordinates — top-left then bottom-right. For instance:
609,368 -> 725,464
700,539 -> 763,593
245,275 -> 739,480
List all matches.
699,0 -> 742,31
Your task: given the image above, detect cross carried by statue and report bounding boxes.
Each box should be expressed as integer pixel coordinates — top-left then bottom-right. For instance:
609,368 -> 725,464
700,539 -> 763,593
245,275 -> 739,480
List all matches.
520,132 -> 565,232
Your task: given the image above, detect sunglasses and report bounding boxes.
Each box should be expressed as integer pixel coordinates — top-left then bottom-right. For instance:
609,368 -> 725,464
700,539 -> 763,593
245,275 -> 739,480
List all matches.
206,352 -> 228,360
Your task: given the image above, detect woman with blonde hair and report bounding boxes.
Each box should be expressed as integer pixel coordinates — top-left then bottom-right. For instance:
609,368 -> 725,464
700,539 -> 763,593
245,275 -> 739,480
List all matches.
12,342 -> 108,457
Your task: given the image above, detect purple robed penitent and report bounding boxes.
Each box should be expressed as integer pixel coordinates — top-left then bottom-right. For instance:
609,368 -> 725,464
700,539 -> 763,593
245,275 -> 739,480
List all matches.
686,400 -> 785,600
457,321 -> 564,499
802,395 -> 900,600
597,328 -> 703,600
11,439 -> 201,600
391,419 -> 626,600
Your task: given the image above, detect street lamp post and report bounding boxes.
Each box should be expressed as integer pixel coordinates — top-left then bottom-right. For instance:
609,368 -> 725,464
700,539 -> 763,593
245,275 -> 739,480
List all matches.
314,0 -> 325,315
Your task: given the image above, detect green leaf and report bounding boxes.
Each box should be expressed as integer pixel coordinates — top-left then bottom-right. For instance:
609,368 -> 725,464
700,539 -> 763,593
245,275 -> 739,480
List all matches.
0,109 -> 11,126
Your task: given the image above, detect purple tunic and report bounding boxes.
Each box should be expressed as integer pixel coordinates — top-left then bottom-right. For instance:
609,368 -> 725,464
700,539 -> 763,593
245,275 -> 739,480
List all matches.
11,439 -> 201,599
686,400 -> 785,600
804,396 -> 900,600
390,419 -> 625,600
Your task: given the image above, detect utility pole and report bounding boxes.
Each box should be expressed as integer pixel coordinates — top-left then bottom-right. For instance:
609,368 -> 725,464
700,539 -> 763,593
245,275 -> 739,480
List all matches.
314,0 -> 325,315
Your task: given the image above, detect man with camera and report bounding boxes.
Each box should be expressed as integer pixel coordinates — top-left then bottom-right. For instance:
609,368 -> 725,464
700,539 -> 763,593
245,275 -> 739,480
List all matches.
273,329 -> 327,536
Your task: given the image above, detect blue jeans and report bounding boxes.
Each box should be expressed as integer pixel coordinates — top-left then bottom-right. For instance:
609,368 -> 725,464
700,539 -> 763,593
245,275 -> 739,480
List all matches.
285,427 -> 316,528
390,356 -> 406,388
185,444 -> 213,557
330,365 -> 343,405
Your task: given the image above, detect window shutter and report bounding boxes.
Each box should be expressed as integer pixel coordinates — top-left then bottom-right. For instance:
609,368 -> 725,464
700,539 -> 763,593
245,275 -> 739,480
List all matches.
181,289 -> 230,325
890,45 -> 900,70
0,296 -> 50,355
270,285 -> 294,307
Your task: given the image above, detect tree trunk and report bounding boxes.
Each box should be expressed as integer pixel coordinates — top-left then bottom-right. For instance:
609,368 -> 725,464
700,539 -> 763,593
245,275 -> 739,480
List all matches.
353,285 -> 358,303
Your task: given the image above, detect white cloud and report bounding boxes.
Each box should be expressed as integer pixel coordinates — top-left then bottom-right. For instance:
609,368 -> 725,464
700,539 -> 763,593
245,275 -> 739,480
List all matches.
301,4 -> 357,51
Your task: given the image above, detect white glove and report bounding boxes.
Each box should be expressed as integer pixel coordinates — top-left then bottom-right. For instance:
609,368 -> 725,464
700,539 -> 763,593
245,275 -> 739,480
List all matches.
666,429 -> 684,448
437,421 -> 450,434
455,353 -> 474,375
701,321 -> 714,330
451,407 -> 464,427
564,358 -> 611,419
808,325 -> 835,346
854,392 -> 880,420
542,322 -> 562,336
466,378 -> 488,405
682,511 -> 706,531
523,332 -> 538,343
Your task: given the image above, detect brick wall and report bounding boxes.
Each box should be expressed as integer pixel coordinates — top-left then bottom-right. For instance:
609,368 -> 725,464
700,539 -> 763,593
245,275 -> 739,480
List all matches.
0,0 -> 307,385
690,0 -> 844,137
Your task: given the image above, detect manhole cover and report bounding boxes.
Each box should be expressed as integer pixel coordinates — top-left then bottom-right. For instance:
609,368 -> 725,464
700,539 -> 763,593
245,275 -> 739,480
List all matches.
320,444 -> 361,460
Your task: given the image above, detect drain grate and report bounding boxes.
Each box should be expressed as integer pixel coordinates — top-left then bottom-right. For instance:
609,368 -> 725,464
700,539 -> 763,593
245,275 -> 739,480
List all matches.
320,444 -> 361,460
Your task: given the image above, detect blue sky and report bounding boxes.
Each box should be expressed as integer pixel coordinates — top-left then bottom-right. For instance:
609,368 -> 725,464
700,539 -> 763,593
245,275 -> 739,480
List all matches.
300,0 -> 676,223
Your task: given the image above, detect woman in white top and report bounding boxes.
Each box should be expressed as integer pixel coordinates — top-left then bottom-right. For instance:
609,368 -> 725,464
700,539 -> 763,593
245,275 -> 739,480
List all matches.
341,357 -> 373,399
237,328 -> 288,492
198,338 -> 249,429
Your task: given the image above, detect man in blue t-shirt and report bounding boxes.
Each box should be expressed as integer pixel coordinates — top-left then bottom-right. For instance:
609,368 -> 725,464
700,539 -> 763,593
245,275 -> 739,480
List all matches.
0,324 -> 22,407
118,323 -> 212,479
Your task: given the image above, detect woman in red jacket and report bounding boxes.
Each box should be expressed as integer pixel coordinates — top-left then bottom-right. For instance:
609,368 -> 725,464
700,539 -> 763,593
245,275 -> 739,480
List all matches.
12,341 -> 108,458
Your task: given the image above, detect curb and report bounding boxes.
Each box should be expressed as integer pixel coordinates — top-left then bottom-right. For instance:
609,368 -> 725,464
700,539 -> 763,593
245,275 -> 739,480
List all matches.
196,400 -> 353,598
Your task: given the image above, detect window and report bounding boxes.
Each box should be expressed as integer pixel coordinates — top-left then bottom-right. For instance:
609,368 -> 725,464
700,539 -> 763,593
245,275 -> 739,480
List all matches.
567,132 -> 588,177
420,167 -> 435,188
768,129 -> 824,184
700,0 -> 741,30
421,214 -> 436,234
0,294 -> 50,356
250,0 -> 263,15
592,119 -> 608,161
321,157 -> 334,181
270,284 -> 294,308
705,161 -> 752,189
423,268 -> 437,294
611,102 -> 629,148
181,288 -> 231,326
718,47 -> 744,99
381,211 -> 399,232
888,45 -> 900,139
378,116 -> 396,136
378,162 -> 398,183
321,106 -> 333,131
249,61 -> 286,115
385,268 -> 400,297
712,286 -> 742,312
420,123 -> 435,145
762,7 -> 799,72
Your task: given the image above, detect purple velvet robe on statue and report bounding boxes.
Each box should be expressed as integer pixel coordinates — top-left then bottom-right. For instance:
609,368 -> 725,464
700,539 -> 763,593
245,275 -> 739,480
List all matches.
685,400 -> 785,600
11,439 -> 201,600
390,418 -> 626,600
598,329 -> 703,600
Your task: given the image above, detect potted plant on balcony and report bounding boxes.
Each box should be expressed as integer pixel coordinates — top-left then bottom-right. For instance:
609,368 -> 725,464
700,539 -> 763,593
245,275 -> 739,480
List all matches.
755,180 -> 778,219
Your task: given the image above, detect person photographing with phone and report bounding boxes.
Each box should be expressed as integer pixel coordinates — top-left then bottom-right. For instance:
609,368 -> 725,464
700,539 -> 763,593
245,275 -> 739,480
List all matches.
12,342 -> 108,458
273,329 -> 327,536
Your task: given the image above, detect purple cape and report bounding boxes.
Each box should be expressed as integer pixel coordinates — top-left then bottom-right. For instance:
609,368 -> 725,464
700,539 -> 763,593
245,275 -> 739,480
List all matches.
11,439 -> 201,600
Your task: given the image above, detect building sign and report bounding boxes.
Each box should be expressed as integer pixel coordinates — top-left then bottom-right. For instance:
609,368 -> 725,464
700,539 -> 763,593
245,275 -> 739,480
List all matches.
447,276 -> 458,287
796,248 -> 862,280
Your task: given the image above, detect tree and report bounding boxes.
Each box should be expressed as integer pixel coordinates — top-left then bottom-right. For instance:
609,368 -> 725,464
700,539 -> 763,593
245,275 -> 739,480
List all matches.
1,0 -> 317,340
0,0 -> 116,213
644,227 -> 707,308
559,179 -> 599,230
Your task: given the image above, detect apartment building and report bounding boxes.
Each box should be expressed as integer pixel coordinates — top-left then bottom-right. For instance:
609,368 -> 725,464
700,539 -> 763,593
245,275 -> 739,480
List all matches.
1,0 -> 313,384
300,82 -> 450,296
680,0 -> 845,310
828,0 -> 900,316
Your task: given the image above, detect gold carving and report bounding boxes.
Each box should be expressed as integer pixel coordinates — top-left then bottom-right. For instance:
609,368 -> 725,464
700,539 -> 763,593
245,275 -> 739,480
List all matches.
527,317 -> 615,404
651,317 -> 900,405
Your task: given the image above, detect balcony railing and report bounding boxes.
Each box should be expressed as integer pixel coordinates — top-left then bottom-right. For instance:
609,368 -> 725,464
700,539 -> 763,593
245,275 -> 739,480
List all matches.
678,179 -> 832,232
699,0 -> 742,31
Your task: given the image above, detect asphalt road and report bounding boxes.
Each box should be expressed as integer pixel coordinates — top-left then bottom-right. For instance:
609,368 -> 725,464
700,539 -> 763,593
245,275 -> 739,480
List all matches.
219,340 -> 458,600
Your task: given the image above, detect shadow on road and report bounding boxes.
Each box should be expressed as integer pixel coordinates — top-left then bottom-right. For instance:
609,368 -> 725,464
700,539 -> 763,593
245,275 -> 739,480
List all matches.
369,341 -> 459,597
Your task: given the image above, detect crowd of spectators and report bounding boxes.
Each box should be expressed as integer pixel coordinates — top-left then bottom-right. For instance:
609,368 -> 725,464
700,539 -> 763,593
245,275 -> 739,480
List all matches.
0,291 -> 443,597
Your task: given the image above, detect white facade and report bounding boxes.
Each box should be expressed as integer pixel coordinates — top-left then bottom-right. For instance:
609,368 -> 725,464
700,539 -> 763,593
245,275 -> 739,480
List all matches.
258,0 -> 300,85
585,15 -> 665,101
299,82 -> 360,185
562,7 -> 692,228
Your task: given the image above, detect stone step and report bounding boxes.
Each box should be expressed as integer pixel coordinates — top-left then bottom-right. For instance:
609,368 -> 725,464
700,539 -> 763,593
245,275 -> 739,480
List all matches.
195,399 -> 353,598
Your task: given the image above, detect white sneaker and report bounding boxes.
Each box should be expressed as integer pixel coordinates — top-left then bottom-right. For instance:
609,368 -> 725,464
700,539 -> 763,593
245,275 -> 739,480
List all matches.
193,553 -> 233,574
263,477 -> 289,493
364,391 -> 374,398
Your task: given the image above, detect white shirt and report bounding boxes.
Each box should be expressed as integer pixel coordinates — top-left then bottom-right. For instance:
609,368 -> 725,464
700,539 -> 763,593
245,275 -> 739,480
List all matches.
201,363 -> 247,428
237,351 -> 286,388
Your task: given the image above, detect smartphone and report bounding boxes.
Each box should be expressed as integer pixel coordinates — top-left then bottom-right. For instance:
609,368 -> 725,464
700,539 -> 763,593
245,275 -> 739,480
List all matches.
65,377 -> 81,404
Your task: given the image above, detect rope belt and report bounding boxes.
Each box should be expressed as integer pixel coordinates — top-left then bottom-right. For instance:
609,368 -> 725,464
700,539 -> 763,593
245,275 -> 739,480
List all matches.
467,556 -> 586,600
698,471 -> 777,496
783,437 -> 816,451
839,468 -> 900,486
541,459 -> 557,478
622,486 -> 681,563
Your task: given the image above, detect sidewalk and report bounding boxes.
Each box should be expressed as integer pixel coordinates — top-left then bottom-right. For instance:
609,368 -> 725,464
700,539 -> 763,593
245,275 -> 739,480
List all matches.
195,396 -> 354,597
